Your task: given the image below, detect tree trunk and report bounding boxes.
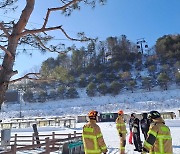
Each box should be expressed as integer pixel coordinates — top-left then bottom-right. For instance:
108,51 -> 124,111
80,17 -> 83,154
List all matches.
0,33 -> 20,109
0,0 -> 35,110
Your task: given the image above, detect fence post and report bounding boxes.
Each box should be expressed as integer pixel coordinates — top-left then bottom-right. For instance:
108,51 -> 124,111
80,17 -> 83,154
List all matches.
32,124 -> 40,145
32,133 -> 35,145
68,133 -> 71,139
14,134 -> 17,145
68,133 -> 72,154
74,131 -> 76,137
52,132 -> 55,148
11,144 -> 16,154
45,137 -> 50,154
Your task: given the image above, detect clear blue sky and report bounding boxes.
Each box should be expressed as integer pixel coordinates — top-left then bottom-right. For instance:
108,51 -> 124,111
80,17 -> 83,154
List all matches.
1,0 -> 180,79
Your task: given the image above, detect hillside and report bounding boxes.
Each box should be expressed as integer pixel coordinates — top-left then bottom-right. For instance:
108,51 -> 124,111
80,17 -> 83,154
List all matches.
7,34 -> 180,104
1,88 -> 180,120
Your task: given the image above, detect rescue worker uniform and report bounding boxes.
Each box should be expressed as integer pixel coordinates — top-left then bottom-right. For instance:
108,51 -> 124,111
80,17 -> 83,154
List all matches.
116,111 -> 127,154
142,111 -> 173,154
82,111 -> 107,154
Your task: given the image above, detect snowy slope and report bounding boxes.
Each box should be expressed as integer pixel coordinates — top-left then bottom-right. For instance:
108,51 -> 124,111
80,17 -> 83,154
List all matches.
0,89 -> 180,119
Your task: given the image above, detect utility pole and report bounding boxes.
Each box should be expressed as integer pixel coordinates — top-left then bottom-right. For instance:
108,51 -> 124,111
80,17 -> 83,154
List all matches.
137,38 -> 148,54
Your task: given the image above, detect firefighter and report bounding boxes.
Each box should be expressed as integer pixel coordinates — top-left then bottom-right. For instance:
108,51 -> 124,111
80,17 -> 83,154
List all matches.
82,110 -> 107,154
115,110 -> 127,154
142,111 -> 173,154
140,113 -> 151,140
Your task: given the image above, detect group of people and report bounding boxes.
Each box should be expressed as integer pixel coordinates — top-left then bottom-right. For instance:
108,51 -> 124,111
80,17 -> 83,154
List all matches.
128,112 -> 150,152
82,110 -> 173,154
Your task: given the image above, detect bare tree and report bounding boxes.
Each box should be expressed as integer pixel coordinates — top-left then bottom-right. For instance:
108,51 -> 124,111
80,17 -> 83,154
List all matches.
0,0 -> 106,109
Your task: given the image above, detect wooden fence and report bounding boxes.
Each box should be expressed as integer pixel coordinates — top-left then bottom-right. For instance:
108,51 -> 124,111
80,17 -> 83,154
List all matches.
0,116 -> 76,129
0,131 -> 84,154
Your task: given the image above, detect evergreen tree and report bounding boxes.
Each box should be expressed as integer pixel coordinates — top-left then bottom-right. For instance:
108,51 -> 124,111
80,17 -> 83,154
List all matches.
96,72 -> 104,83
23,91 -> 34,102
78,74 -> 87,88
86,82 -> 96,97
127,79 -> 137,93
142,77 -> 152,91
175,72 -> 180,86
98,83 -> 108,95
66,87 -> 79,99
38,90 -> 48,102
148,65 -> 156,76
109,81 -> 122,95
157,73 -> 170,90
57,86 -> 66,99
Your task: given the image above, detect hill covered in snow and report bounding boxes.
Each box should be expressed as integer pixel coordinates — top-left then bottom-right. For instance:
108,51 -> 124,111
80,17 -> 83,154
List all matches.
0,88 -> 180,153
1,88 -> 180,119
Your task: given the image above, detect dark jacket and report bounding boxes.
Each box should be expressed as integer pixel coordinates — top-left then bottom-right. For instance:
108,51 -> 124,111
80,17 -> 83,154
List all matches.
129,117 -> 134,132
129,116 -> 142,151
129,117 -> 140,133
140,115 -> 151,134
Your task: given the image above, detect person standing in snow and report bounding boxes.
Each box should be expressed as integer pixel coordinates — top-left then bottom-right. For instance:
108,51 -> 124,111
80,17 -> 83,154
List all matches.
129,113 -> 142,152
140,113 -> 151,140
142,111 -> 172,154
128,114 -> 134,145
115,110 -> 127,154
82,110 -> 107,154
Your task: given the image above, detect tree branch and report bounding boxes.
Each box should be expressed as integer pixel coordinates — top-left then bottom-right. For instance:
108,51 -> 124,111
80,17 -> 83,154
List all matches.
59,26 -> 92,42
15,0 -> 35,34
43,0 -> 80,28
9,72 -> 56,83
31,33 -> 62,53
20,26 -> 92,42
18,0 -> 93,45
9,72 -> 40,83
19,26 -> 62,37
0,45 -> 13,59
0,22 -> 10,37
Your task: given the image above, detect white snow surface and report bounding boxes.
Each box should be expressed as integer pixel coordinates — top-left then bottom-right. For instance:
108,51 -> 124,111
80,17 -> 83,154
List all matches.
7,120 -> 180,154
0,88 -> 180,153
1,88 -> 180,119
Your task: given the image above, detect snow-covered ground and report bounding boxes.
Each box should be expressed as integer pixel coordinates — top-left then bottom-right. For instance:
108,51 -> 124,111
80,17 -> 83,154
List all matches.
1,88 -> 180,119
9,120 -> 180,154
0,88 -> 180,153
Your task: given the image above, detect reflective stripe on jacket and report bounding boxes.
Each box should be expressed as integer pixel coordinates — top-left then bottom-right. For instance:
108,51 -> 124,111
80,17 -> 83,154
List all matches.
116,115 -> 127,134
143,117 -> 173,154
82,119 -> 107,154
